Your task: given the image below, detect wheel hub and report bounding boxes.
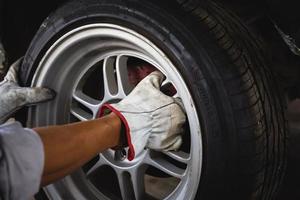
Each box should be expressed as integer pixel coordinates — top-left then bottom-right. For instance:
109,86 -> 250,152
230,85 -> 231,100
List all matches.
100,148 -> 148,168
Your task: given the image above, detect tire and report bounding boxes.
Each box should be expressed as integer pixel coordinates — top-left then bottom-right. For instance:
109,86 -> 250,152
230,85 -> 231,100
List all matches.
20,0 -> 287,199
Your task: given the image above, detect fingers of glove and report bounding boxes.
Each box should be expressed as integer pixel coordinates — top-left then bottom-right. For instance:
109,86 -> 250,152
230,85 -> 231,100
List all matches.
138,71 -> 165,89
164,104 -> 185,150
174,97 -> 186,114
4,57 -> 23,83
171,101 -> 186,126
148,103 -> 186,151
117,71 -> 173,111
147,134 -> 183,151
163,136 -> 183,151
20,87 -> 56,105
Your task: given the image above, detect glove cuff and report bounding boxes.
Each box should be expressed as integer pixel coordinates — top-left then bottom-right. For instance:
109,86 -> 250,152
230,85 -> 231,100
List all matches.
98,104 -> 135,161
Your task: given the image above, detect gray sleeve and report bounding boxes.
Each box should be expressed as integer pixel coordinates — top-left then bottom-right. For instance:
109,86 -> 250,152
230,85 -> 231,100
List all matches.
0,121 -> 44,200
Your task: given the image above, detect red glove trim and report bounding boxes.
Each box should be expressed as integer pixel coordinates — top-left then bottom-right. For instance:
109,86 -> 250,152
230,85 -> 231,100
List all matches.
98,104 -> 135,161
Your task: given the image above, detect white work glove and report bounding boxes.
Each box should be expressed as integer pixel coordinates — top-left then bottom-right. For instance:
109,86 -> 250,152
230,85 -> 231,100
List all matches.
99,71 -> 186,161
0,58 -> 55,123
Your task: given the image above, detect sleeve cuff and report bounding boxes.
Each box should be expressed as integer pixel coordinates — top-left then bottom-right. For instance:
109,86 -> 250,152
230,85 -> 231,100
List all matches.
0,121 -> 44,200
98,104 -> 135,161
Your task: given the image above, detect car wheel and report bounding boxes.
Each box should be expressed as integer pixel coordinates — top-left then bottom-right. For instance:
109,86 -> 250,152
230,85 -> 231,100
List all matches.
20,0 -> 287,199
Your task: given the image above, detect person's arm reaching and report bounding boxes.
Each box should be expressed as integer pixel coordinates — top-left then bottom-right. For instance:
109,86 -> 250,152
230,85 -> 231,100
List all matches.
35,70 -> 186,186
35,112 -> 121,186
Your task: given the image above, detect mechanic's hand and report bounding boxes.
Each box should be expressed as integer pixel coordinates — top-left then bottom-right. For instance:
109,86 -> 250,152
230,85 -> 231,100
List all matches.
0,58 -> 55,123
99,71 -> 186,161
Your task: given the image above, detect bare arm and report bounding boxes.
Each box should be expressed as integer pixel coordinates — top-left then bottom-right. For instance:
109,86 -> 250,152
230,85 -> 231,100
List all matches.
34,113 -> 121,186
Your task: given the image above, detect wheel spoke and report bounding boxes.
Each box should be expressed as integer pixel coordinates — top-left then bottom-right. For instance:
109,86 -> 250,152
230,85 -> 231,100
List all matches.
162,78 -> 170,87
173,93 -> 179,98
115,55 -> 134,97
162,151 -> 190,164
146,155 -> 186,179
70,107 -> 91,121
85,155 -> 109,177
72,91 -> 100,117
129,166 -> 147,200
116,171 -> 135,200
102,57 -> 118,101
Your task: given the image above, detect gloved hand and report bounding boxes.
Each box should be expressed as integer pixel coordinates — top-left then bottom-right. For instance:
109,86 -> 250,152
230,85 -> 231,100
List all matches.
99,71 -> 186,161
0,58 -> 55,123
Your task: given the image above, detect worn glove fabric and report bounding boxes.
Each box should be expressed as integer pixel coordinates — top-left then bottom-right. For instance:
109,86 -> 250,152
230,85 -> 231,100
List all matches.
99,71 -> 186,161
0,58 -> 55,123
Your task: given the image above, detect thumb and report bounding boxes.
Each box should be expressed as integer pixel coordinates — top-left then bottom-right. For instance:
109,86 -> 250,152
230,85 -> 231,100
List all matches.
143,71 -> 165,89
4,58 -> 23,83
21,87 -> 56,105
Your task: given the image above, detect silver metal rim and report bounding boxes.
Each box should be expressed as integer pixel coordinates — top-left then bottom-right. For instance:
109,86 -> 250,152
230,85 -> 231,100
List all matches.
28,23 -> 202,200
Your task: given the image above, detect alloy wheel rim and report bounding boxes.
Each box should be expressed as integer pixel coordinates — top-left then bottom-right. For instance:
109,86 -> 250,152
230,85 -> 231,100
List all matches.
29,23 -> 203,200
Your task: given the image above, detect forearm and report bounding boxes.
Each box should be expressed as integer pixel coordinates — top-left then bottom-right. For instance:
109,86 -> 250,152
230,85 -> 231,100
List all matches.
34,113 -> 121,186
